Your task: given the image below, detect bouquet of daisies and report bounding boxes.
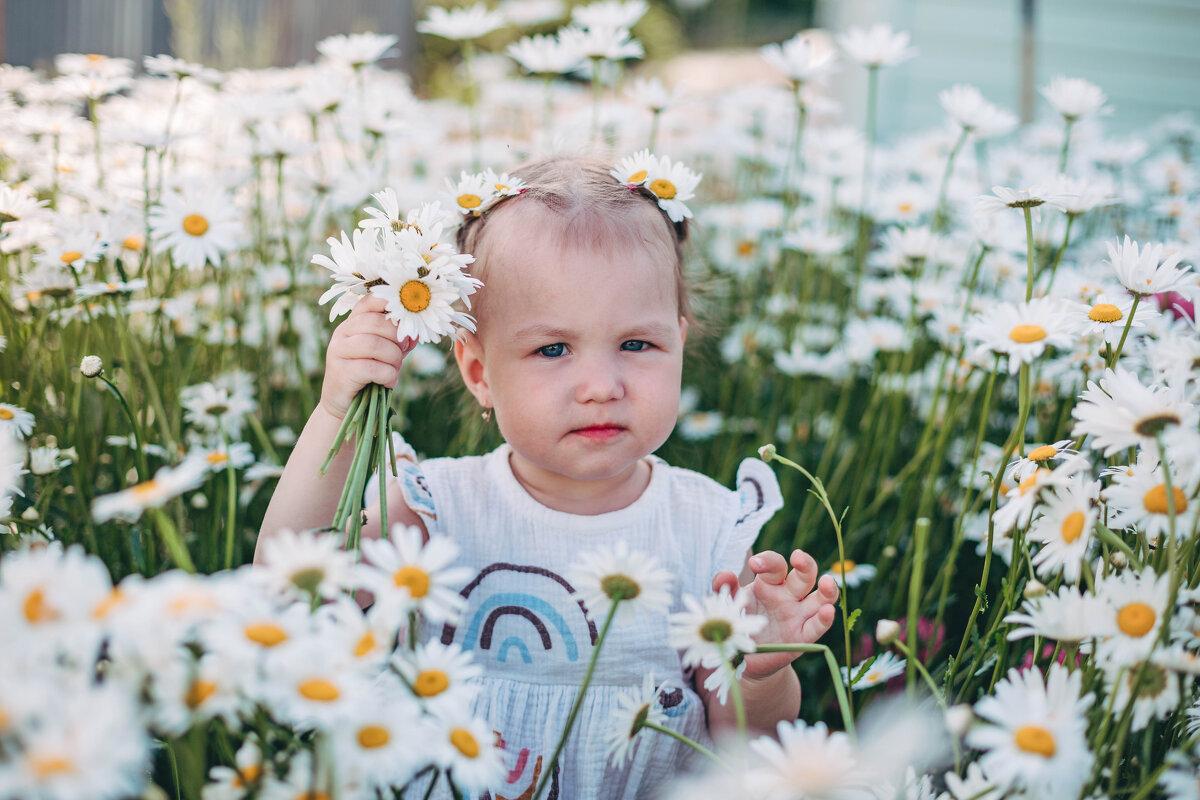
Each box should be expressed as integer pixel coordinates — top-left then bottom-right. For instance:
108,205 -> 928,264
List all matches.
314,191 -> 480,549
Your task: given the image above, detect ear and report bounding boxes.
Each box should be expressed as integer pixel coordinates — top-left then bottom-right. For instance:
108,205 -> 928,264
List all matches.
454,330 -> 491,408
679,316 -> 689,346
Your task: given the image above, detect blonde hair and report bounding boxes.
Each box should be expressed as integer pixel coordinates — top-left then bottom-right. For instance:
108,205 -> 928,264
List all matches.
456,156 -> 693,323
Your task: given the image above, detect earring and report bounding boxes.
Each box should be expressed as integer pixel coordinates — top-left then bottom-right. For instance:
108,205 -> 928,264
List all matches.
481,408 -> 491,422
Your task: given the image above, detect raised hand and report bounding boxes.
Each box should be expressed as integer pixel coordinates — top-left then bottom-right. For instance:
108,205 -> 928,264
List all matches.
711,548 -> 840,681
320,295 -> 415,420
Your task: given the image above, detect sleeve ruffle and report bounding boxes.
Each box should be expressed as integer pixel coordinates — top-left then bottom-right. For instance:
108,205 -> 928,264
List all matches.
363,432 -> 443,536
710,457 -> 784,579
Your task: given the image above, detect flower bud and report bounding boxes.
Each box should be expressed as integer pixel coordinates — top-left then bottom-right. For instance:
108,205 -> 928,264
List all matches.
875,619 -> 901,645
758,443 -> 776,463
80,355 -> 104,378
882,545 -> 897,559
21,507 -> 38,522
1023,578 -> 1047,599
1109,550 -> 1128,569
944,704 -> 974,738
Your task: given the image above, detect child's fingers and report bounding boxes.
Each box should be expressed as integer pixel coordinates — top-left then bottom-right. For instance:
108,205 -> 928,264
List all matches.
799,601 -> 837,642
348,295 -> 389,317
748,550 -> 788,585
338,310 -> 400,341
711,570 -> 740,597
339,333 -> 407,367
781,549 -> 819,600
790,573 -> 841,622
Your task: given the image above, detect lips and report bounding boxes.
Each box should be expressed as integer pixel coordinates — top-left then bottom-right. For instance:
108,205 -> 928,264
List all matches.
571,424 -> 626,440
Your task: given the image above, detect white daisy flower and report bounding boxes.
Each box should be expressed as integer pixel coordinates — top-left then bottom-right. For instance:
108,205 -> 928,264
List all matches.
359,525 -> 472,624
329,686 -> 425,794
639,153 -> 702,223
678,410 -> 723,441
974,185 -> 1074,216
559,23 -> 643,61
605,672 -> 672,767
572,0 -> 647,29
315,32 -> 399,69
34,225 -> 107,273
567,540 -> 674,626
314,228 -> 385,321
667,586 -> 767,671
1104,235 -> 1194,297
826,558 -> 877,589
938,84 -> 1017,138
391,640 -> 482,715
1107,652 -> 1191,732
149,184 -> 243,271
1007,439 -> 1077,481
143,53 -> 222,84
445,170 -> 499,216
371,251 -> 476,344
746,719 -> 870,799
201,739 -> 265,800
428,710 -> 505,794
967,664 -> 1094,798
1072,367 -> 1197,457
624,76 -> 686,112
1094,568 -> 1174,667
1158,741 -> 1200,800
760,30 -> 839,85
91,455 -> 209,523
965,296 -> 1077,373
481,168 -> 526,198
841,651 -> 906,690
1068,292 -> 1154,344
254,528 -> 358,602
27,445 -> 73,475
1004,584 -> 1109,643
1027,475 -> 1099,583
261,637 -> 368,731
149,650 -> 246,736
507,32 -> 583,75
1040,75 -> 1107,121
74,278 -> 148,299
417,3 -> 507,41
610,148 -> 657,186
836,23 -> 917,67
1103,451 -> 1197,544
0,403 -> 35,439
180,377 -> 257,441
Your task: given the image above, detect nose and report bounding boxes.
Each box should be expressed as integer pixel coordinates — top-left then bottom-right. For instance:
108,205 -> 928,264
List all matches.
575,352 -> 625,404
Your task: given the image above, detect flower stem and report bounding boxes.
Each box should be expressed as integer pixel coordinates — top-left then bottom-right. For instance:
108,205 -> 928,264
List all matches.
753,643 -> 855,737
720,641 -> 747,737
905,517 -> 930,700
532,600 -> 620,800
1022,206 -> 1035,302
150,506 -> 196,573
1106,294 -> 1142,368
642,721 -> 725,766
891,637 -> 947,709
933,127 -> 969,232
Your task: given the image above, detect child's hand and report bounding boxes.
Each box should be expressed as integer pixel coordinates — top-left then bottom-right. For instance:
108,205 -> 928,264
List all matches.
711,549 -> 839,682
320,295 -> 415,420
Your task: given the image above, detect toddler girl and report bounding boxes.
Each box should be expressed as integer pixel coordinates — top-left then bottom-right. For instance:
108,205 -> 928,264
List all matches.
259,156 -> 840,799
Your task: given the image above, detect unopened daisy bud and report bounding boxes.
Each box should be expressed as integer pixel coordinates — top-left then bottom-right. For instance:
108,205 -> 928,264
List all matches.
876,619 -> 901,645
758,443 -> 777,462
944,704 -> 974,738
21,507 -> 38,522
80,355 -> 104,378
882,545 -> 897,559
1023,578 -> 1047,599
1109,550 -> 1128,569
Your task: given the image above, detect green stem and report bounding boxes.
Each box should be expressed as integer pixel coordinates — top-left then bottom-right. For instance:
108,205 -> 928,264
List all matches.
150,506 -> 195,573
1106,294 -> 1142,368
905,518 -> 930,700
1058,118 -> 1075,173
754,643 -> 855,737
891,638 -> 947,709
1022,206 -> 1036,302
933,127 -> 969,232
642,721 -> 725,766
532,601 -> 620,800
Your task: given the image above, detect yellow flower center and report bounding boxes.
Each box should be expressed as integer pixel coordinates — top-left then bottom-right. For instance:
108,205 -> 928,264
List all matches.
25,290 -> 42,303
231,764 -> 262,788
627,169 -> 648,183
1027,444 -> 1058,462
244,622 -> 289,647
92,589 -> 125,619
1009,324 -> 1046,343
737,240 -> 755,257
185,679 -> 217,709
30,755 -> 74,778
206,451 -> 229,465
0,408 -> 13,420
649,178 -> 677,200
1088,303 -> 1122,323
1018,469 -> 1049,496
414,669 -> 450,697
494,183 -> 509,192
450,728 -> 480,758
829,559 -> 857,575
357,724 -> 391,748
60,250 -> 83,264
131,479 -> 162,500
398,280 -> 432,313
354,630 -> 376,657
898,201 -> 914,213
182,214 -> 209,236
1143,484 -> 1188,515
457,193 -> 482,209
393,565 -> 431,597
1060,511 -> 1086,544
1117,602 -> 1156,637
298,679 -> 340,702
1013,725 -> 1056,758
23,588 -> 59,623
122,235 -> 143,251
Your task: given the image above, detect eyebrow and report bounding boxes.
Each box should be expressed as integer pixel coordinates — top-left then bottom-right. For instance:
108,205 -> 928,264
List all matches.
512,322 -> 677,341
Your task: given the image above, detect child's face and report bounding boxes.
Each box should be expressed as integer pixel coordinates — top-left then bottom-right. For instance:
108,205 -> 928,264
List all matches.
455,210 -> 687,502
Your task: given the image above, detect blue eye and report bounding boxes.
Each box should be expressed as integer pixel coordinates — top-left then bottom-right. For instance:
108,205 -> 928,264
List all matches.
620,340 -> 650,352
537,343 -> 566,358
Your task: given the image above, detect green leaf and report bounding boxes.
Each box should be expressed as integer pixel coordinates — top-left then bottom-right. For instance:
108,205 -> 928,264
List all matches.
974,585 -> 989,612
850,653 -> 878,686
846,608 -> 862,632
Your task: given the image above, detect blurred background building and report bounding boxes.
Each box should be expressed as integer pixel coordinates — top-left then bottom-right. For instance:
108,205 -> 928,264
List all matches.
2,0 -> 1198,134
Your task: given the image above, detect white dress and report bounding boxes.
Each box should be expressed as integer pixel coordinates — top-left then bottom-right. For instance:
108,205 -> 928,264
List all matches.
391,442 -> 782,800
